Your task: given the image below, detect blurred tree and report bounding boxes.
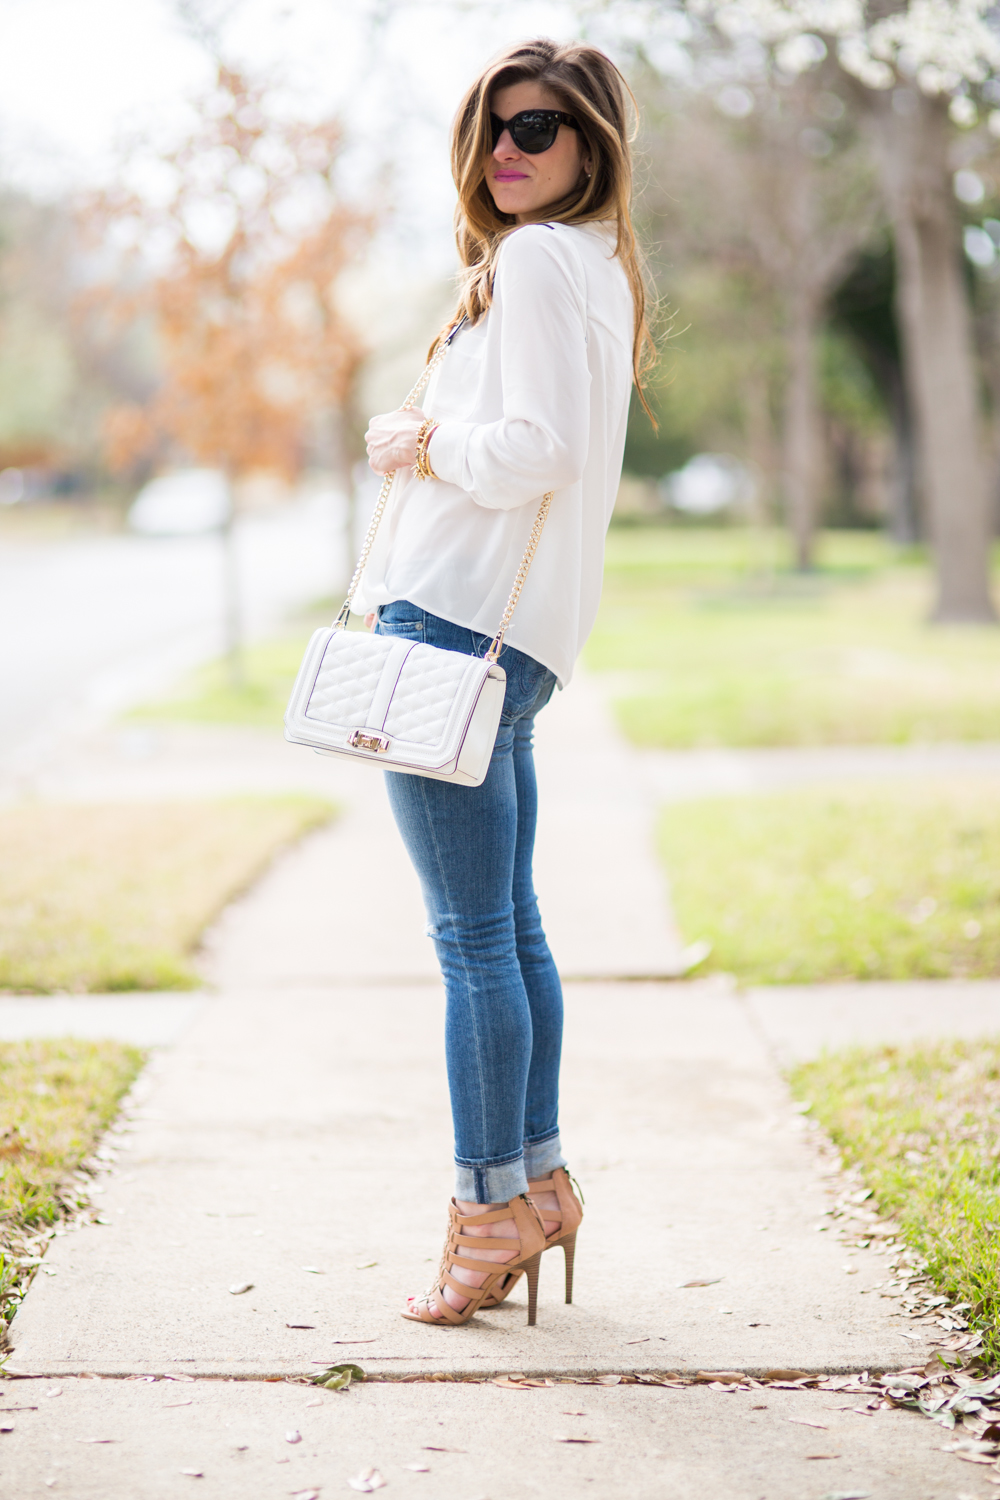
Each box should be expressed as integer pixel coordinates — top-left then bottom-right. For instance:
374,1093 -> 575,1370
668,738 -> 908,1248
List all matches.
86,64 -> 370,679
0,189 -> 153,482
649,0 -> 1000,615
830,243 -> 919,544
637,68 -> 878,565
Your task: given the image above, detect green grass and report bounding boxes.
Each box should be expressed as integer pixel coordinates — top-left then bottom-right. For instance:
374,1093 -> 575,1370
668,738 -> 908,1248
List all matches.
128,604 -> 366,729
129,636 -> 312,728
588,527 -> 1000,747
0,1038 -> 144,1339
791,1038 -> 1000,1367
0,797 -> 334,992
659,780 -> 1000,983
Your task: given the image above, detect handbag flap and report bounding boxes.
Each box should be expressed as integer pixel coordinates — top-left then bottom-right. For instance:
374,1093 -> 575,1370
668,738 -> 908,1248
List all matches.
293,628 -> 493,768
382,646 -> 473,744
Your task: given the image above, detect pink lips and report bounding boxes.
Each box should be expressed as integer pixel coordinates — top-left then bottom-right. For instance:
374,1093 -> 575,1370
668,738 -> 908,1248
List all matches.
493,171 -> 528,181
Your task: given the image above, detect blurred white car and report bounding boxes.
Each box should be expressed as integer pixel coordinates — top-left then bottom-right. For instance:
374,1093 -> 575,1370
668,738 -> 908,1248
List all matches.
661,453 -> 757,516
128,469 -> 231,536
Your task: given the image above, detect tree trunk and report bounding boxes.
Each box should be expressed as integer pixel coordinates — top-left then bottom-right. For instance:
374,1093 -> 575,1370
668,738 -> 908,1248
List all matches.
783,288 -> 822,570
864,90 -> 995,620
220,485 -> 244,688
885,362 -> 920,545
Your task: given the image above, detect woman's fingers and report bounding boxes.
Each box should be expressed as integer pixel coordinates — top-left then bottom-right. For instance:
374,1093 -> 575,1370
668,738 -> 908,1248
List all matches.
365,407 -> 427,474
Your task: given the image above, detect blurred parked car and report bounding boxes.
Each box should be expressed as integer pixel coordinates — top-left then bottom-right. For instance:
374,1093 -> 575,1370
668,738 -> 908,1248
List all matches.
128,469 -> 231,536
660,453 -> 757,516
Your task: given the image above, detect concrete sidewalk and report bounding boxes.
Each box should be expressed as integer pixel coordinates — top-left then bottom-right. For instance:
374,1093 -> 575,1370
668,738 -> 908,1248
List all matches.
5,671 -> 1000,1496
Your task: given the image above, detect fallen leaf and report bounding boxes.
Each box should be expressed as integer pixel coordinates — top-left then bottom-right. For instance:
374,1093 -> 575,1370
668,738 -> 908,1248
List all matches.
311,1363 -> 366,1392
286,1324 -> 316,1330
553,1435 -> 599,1444
229,1283 -> 253,1295
301,1267 -> 324,1274
404,1462 -> 430,1471
179,1470 -> 203,1478
356,1262 -> 377,1270
304,1399 -> 322,1408
819,1493 -> 872,1500
291,1491 -> 321,1500
76,1438 -> 119,1444
788,1417 -> 828,1430
596,1375 -> 621,1385
763,1369 -> 809,1382
625,1337 -> 650,1345
422,1445 -> 467,1453
695,1372 -> 746,1385
45,1388 -> 62,1399
491,1378 -> 533,1390
805,1454 -> 842,1460
164,1401 -> 194,1409
348,1468 -> 387,1493
285,1430 -> 302,1444
561,1410 -> 586,1416
0,1425 -> 13,1434
678,1278 -> 722,1288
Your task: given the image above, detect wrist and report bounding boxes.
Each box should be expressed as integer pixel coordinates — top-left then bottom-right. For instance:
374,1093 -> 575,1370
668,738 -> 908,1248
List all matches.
412,419 -> 440,481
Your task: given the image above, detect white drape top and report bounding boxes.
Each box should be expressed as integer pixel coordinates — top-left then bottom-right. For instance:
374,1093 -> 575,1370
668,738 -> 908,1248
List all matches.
353,221 -> 634,686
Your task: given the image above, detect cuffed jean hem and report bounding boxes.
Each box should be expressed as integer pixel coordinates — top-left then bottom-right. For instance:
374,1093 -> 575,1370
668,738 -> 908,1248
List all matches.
523,1132 -> 567,1181
454,1156 -> 530,1205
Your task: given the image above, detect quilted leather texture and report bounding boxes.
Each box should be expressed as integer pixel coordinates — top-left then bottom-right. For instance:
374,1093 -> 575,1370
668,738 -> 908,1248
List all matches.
305,633 -> 393,727
301,631 -> 481,749
383,646 -> 472,746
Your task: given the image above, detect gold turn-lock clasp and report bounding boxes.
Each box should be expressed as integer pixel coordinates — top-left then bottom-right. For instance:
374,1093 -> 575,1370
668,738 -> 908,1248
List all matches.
348,730 -> 391,753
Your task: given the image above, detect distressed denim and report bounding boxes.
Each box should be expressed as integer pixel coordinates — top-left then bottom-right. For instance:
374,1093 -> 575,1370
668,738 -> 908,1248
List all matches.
374,600 -> 567,1204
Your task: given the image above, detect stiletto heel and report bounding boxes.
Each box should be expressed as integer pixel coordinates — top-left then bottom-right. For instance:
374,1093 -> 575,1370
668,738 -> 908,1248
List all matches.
561,1228 -> 577,1304
523,1250 -> 543,1326
401,1194 -> 545,1327
481,1167 -> 584,1309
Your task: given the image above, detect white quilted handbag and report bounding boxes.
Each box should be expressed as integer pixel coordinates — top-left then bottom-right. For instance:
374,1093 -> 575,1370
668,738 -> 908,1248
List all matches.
284,338 -> 551,787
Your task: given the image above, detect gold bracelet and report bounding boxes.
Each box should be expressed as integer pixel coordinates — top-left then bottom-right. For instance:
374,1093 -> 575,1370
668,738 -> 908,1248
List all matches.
412,419 -> 439,481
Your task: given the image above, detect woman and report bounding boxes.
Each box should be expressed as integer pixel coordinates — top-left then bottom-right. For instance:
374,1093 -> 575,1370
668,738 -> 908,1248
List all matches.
360,37 -> 652,1326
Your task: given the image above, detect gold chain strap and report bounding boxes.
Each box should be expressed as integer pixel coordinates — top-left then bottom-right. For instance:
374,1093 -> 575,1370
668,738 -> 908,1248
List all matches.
332,344 -> 449,629
334,343 -> 552,660
485,490 -> 552,663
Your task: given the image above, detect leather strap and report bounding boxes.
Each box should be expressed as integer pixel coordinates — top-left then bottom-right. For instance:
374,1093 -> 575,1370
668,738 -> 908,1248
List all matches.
363,638 -> 416,733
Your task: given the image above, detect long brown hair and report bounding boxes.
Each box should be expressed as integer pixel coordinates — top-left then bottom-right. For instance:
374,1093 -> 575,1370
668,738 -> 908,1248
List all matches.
438,38 -> 656,416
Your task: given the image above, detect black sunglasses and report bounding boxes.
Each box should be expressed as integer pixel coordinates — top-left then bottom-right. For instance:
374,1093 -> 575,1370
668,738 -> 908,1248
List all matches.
489,109 -> 579,155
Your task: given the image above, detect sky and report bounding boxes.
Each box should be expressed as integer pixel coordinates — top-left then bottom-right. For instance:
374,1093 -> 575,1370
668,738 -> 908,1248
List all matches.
0,0 -> 599,270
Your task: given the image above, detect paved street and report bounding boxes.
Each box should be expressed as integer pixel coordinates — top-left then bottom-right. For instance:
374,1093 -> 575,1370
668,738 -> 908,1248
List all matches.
0,494 -> 346,776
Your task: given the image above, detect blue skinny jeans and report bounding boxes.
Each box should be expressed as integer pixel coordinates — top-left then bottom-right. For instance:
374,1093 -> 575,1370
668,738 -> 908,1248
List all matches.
374,599 -> 567,1204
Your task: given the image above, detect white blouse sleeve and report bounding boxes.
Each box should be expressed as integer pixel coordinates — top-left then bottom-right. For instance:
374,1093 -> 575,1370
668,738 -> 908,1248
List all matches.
428,225 -> 591,511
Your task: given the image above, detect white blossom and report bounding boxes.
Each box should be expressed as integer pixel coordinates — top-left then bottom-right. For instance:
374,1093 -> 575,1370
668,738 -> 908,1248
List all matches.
686,0 -> 1000,97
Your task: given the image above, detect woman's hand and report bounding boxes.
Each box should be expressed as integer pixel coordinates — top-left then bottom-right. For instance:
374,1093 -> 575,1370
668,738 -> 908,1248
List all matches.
365,407 -> 428,476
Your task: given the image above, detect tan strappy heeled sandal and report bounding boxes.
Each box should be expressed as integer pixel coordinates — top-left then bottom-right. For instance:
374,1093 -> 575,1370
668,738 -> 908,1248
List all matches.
401,1194 -> 546,1327
482,1167 -> 583,1309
